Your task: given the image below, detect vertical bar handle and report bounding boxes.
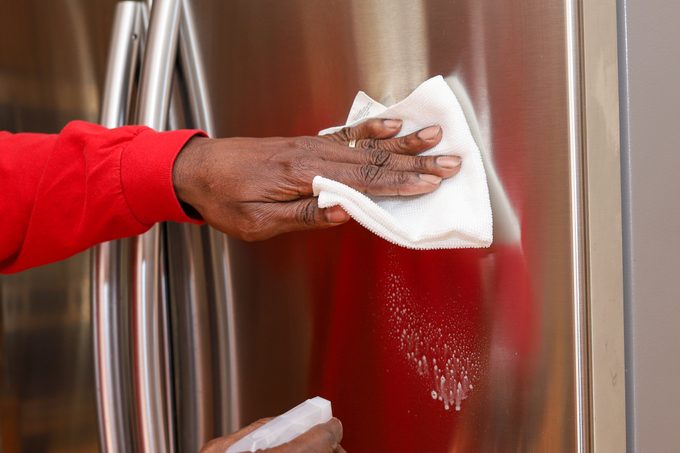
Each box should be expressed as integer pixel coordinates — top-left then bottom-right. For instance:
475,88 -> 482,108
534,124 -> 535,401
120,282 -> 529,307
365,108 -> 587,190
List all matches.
169,2 -> 241,449
132,0 -> 181,452
93,3 -> 143,453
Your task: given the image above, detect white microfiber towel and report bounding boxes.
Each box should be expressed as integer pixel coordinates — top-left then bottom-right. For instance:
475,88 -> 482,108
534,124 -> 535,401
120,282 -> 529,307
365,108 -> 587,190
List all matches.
312,75 -> 493,249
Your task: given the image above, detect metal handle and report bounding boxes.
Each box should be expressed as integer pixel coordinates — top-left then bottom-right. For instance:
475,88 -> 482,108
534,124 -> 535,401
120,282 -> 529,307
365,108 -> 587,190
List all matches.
136,0 -> 180,128
178,0 -> 240,433
93,3 -> 144,453
132,0 -> 181,452
166,3 -> 241,450
98,1 -> 142,129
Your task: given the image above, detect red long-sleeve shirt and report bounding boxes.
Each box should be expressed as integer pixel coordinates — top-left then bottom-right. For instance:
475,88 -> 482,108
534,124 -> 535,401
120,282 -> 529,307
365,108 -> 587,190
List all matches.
0,120 -> 203,274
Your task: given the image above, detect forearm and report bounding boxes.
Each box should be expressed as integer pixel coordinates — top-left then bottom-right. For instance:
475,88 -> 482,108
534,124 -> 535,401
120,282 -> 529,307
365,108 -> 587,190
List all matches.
0,120 -> 203,274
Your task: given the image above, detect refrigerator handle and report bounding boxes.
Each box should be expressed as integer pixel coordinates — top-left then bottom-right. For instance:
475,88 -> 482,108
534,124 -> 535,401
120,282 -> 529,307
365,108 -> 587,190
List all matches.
176,0 -> 241,434
93,2 -> 144,453
132,0 -> 181,452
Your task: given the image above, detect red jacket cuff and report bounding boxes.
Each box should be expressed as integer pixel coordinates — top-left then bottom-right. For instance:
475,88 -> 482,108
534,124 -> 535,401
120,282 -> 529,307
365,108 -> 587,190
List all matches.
120,128 -> 206,226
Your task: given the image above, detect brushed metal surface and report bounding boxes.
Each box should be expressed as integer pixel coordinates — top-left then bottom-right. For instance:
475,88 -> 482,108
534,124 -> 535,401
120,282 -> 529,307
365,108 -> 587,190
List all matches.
187,0 -> 584,451
0,1 -> 117,452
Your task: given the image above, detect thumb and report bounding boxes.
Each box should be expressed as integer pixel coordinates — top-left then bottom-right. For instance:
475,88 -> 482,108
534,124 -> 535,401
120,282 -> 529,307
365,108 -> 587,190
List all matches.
200,418 -> 273,453
270,198 -> 350,236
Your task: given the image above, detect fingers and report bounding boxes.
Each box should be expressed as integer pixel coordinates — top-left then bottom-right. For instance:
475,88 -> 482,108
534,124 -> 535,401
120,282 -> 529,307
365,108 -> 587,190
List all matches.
315,163 -> 444,197
236,199 -> 350,241
199,418 -> 273,453
329,118 -> 443,156
322,144 -> 461,179
202,417 -> 346,453
232,418 -> 273,439
332,118 -> 404,142
356,124 -> 443,156
312,119 -> 459,191
274,418 -> 344,453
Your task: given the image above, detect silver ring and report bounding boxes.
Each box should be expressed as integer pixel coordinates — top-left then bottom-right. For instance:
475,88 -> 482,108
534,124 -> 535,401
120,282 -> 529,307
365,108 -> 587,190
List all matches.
348,138 -> 357,149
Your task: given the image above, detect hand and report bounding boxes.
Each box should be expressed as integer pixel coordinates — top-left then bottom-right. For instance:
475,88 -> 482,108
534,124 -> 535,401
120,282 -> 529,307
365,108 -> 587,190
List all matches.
173,118 -> 461,241
199,417 -> 346,453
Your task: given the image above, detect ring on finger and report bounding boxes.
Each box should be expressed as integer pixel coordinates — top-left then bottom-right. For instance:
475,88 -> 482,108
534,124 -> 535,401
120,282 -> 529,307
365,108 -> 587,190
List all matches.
348,138 -> 357,149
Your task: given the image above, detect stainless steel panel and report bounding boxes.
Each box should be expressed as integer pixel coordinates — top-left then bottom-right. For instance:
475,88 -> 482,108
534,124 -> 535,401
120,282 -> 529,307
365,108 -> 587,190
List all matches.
188,0 -> 585,451
0,1 -> 117,452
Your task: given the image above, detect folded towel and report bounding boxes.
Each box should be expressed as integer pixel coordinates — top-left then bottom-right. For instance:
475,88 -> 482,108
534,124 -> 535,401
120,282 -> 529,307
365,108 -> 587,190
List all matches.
313,75 -> 493,249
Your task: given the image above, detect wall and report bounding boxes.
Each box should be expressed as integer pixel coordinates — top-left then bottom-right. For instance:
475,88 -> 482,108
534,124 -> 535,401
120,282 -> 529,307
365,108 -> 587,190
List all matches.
618,1 -> 680,452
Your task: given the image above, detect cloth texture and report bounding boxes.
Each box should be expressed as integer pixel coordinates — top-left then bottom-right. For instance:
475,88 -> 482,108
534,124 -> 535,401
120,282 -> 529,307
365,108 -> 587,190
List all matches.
0,121 -> 204,273
313,75 -> 493,249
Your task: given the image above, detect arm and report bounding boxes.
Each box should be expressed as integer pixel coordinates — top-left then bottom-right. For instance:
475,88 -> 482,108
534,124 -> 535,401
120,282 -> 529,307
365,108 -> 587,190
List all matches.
0,120 -> 202,273
1,118 -> 459,274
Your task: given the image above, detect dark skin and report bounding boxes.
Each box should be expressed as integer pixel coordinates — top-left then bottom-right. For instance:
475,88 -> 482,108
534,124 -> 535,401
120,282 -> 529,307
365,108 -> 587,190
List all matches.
176,118 -> 460,452
173,118 -> 461,241
200,417 -> 346,453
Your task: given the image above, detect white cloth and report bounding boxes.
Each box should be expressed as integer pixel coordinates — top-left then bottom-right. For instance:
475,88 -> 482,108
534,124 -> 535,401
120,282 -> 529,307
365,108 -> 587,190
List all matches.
313,75 -> 493,249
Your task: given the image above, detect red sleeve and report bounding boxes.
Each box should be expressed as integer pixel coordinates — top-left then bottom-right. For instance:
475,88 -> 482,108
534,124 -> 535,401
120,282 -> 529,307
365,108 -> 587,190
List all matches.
0,120 -> 205,274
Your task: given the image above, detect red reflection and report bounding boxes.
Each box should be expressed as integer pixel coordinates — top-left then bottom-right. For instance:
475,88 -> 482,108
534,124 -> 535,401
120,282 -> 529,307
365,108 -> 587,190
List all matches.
305,222 -> 537,452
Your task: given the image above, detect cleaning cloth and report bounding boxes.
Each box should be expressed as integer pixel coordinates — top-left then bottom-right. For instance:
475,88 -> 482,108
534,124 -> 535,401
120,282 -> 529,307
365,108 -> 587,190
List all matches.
313,75 -> 493,249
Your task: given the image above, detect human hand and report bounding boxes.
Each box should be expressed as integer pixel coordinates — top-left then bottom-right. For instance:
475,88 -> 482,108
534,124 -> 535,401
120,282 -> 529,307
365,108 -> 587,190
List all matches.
199,417 -> 346,453
173,118 -> 461,241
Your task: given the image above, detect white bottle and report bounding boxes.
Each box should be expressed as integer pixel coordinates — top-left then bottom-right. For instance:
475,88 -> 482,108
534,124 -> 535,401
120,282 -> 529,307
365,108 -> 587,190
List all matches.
225,397 -> 333,453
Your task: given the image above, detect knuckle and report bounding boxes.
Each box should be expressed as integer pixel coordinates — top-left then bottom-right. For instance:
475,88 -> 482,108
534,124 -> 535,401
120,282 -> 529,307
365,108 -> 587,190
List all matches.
281,154 -> 314,178
394,171 -> 411,186
324,427 -> 337,444
359,164 -> 381,185
368,148 -> 391,167
411,156 -> 431,172
335,126 -> 354,142
295,199 -> 317,226
330,417 -> 343,439
399,135 -> 413,149
359,137 -> 379,150
294,136 -> 322,154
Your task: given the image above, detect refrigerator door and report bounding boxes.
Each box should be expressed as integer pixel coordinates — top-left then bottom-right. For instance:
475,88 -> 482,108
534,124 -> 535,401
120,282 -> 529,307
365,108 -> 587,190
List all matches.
0,1 -> 119,451
180,0 -> 591,451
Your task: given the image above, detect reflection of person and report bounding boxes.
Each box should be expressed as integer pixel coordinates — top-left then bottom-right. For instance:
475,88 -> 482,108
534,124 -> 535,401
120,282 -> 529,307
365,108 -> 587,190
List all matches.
1,118 -> 460,451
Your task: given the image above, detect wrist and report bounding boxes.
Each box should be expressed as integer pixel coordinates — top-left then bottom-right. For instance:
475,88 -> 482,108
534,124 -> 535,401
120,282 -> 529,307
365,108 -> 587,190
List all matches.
173,136 -> 209,220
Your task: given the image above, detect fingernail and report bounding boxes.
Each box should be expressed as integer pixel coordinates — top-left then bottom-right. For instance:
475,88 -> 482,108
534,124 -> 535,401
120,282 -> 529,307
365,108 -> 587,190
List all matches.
417,125 -> 441,140
419,174 -> 442,185
437,155 -> 462,169
382,119 -> 403,129
325,207 -> 349,223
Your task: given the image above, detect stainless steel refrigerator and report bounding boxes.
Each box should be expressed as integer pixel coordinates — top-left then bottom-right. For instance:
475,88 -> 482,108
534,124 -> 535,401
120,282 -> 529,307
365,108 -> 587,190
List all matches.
1,1 -> 627,452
